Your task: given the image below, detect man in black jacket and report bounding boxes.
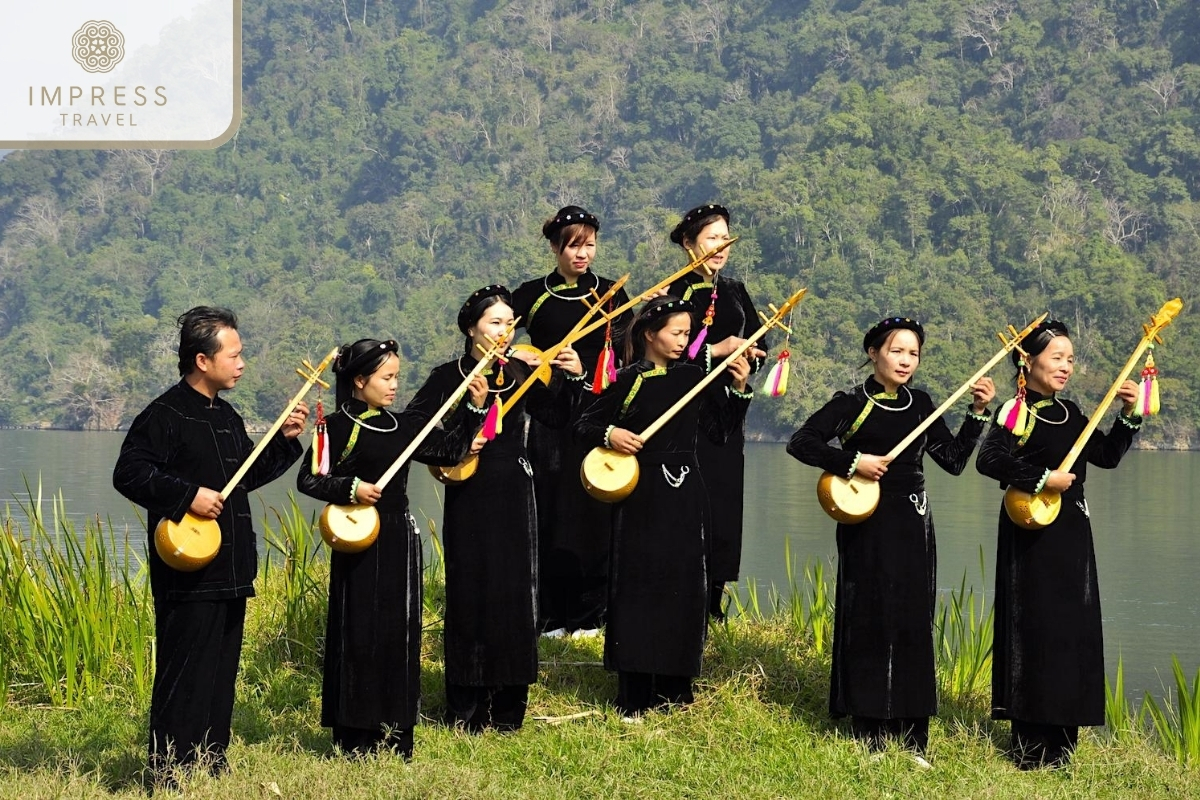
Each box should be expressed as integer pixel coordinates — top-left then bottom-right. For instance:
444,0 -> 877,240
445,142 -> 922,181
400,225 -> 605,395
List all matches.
113,306 -> 308,783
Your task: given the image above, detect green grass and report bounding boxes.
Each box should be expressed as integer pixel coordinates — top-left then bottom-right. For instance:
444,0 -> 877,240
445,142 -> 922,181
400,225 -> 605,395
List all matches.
2,499 -> 1200,797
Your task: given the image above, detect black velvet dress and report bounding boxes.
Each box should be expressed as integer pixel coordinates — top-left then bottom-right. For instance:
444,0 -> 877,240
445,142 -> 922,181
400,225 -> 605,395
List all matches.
575,360 -> 750,711
512,270 -> 633,631
296,395 -> 475,752
787,377 -> 987,729
667,272 -> 768,593
405,355 -> 574,730
976,390 -> 1140,732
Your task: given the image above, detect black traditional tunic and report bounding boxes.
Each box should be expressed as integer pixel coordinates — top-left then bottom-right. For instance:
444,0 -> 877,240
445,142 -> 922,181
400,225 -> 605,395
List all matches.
113,379 -> 303,771
575,361 -> 750,677
667,271 -> 768,586
787,377 -> 987,720
976,390 -> 1140,728
405,356 -> 574,691
296,395 -> 476,733
113,379 -> 304,601
512,270 -> 633,630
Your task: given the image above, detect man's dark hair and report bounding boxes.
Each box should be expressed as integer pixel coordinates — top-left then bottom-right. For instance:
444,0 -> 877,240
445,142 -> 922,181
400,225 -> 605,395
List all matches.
176,306 -> 238,376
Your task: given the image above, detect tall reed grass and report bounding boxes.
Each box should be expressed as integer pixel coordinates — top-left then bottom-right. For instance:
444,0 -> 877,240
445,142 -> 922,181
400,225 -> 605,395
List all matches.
934,547 -> 993,701
0,479 -> 152,707
5,489 -> 1200,767
1141,656 -> 1200,765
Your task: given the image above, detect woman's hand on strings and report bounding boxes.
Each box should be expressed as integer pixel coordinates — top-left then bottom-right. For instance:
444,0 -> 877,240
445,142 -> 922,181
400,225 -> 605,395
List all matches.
1117,379 -> 1139,415
970,378 -> 995,414
551,344 -> 584,376
355,480 -> 383,505
467,374 -> 489,408
1045,470 -> 1076,492
510,348 -> 541,367
711,335 -> 765,362
855,454 -> 889,482
608,428 -> 643,455
726,354 -> 750,392
282,401 -> 309,438
469,435 -> 488,455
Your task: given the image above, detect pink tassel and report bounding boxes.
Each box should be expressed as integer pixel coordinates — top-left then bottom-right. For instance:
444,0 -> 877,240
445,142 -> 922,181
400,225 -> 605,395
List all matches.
998,397 -> 1028,436
480,397 -> 502,440
687,325 -> 709,360
767,350 -> 789,397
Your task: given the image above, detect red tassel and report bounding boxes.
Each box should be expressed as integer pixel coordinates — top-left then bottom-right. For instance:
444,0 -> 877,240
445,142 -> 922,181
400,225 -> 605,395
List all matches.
592,344 -> 616,394
592,301 -> 617,393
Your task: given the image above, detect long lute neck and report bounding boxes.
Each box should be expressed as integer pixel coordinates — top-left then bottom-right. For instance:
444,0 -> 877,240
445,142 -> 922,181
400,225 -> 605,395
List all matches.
882,347 -> 1007,461
1055,337 -> 1151,474
556,240 -> 736,353
637,319 -> 770,442
375,348 -> 499,492
500,276 -> 628,420
219,347 -> 338,498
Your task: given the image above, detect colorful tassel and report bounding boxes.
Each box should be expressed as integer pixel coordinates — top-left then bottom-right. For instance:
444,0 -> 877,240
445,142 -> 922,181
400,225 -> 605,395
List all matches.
687,281 -> 719,360
1138,349 -> 1160,416
592,302 -> 618,394
592,344 -> 617,395
480,396 -> 503,440
310,400 -> 330,475
998,397 -> 1029,436
1000,359 -> 1029,435
765,350 -> 790,397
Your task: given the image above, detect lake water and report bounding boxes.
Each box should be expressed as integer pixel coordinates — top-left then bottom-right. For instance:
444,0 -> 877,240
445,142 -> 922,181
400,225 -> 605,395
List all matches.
2,430 -> 1196,703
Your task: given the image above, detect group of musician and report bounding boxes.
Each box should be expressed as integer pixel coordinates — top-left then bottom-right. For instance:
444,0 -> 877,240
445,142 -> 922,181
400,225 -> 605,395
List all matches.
113,203 -> 1152,785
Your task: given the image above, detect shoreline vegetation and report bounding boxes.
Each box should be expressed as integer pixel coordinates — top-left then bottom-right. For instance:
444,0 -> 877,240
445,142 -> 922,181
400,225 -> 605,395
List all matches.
3,491 -> 1198,798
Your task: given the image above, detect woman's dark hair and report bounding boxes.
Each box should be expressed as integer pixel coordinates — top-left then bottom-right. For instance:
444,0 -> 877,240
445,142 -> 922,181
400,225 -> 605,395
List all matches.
542,205 -> 600,253
176,306 -> 238,377
458,285 -> 514,355
623,296 -> 695,365
669,203 -> 730,248
333,338 -> 399,407
1012,319 -> 1070,368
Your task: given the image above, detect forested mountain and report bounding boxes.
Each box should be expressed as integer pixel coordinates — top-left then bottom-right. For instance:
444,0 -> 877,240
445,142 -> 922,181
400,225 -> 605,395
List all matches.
1,0 -> 1197,445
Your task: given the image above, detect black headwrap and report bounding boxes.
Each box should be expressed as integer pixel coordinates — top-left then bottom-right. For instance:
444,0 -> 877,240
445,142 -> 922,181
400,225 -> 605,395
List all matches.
458,284 -> 513,334
624,296 -> 696,364
862,316 -> 925,353
542,206 -> 600,242
333,338 -> 399,407
670,203 -> 730,245
1012,319 -> 1069,366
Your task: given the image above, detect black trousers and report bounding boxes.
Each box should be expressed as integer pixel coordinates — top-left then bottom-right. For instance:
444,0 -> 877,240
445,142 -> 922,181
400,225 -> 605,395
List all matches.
851,715 -> 930,754
149,597 -> 246,776
615,671 -> 695,716
445,683 -> 529,732
1009,719 -> 1079,769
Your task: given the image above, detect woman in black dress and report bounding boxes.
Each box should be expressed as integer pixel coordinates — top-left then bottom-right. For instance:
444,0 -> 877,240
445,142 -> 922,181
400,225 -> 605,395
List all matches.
297,339 -> 485,757
575,296 -> 752,717
511,206 -> 632,635
666,203 -> 768,619
406,285 -> 582,732
976,319 -> 1141,769
787,317 -> 994,758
